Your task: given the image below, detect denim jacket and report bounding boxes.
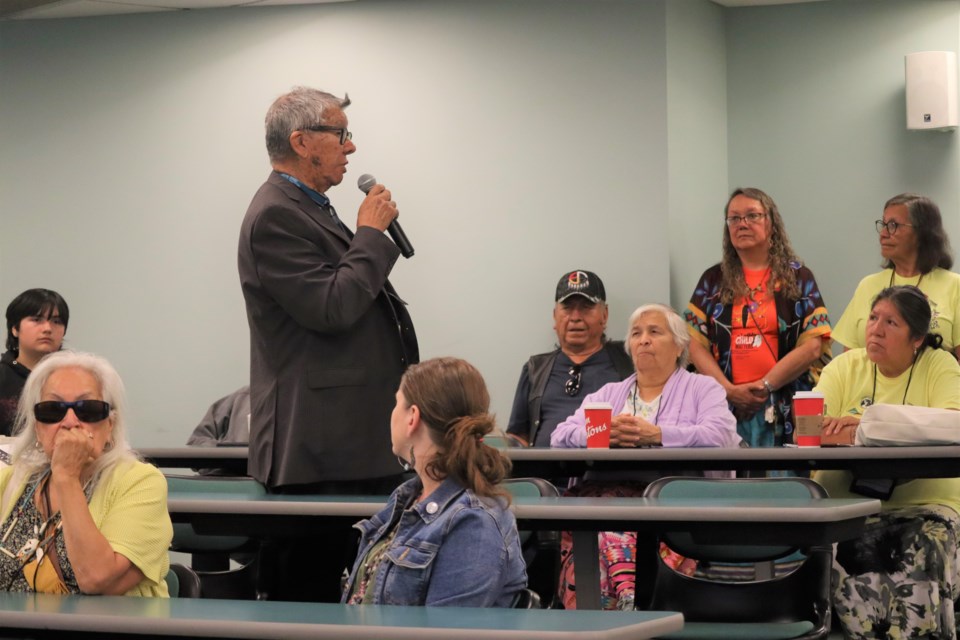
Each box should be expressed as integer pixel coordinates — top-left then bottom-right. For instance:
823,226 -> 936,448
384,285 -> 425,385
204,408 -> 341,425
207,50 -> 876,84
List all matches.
341,476 -> 527,607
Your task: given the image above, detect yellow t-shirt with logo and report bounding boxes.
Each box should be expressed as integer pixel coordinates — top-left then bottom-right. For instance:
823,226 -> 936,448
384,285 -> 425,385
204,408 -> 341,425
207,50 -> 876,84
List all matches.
833,267 -> 960,351
812,348 -> 960,514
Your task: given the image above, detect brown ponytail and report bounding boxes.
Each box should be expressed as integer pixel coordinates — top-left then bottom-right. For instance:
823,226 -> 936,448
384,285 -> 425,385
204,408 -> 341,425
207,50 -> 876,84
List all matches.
400,357 -> 512,502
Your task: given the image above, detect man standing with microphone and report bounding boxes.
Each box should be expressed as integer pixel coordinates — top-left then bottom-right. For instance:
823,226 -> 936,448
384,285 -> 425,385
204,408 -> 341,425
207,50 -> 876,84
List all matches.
238,86 -> 418,601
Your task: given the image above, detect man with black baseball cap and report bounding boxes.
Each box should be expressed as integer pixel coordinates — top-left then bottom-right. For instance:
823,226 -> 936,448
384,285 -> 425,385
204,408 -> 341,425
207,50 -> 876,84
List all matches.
506,270 -> 634,447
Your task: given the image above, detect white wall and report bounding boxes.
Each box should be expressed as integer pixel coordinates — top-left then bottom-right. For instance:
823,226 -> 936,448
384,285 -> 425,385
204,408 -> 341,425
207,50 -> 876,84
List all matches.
726,0 -> 960,340
0,0 -> 670,445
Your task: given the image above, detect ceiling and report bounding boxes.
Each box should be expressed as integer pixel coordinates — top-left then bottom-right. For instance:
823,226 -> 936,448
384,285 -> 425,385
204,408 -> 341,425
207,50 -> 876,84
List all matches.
0,0 -> 829,21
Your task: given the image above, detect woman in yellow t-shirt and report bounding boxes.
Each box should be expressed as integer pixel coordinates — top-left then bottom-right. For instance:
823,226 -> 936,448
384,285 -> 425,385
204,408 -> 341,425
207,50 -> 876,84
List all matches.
816,286 -> 960,640
0,351 -> 172,596
834,193 -> 960,358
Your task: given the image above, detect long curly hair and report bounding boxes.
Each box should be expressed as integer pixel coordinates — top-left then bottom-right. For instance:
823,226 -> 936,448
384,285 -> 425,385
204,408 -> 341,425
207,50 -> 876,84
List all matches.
720,187 -> 801,304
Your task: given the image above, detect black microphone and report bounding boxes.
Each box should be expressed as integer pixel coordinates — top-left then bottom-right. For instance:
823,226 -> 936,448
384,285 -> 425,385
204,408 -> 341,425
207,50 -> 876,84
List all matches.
357,173 -> 414,259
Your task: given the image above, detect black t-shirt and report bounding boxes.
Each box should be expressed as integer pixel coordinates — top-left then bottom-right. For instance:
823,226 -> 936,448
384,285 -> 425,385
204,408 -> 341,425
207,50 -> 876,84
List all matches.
0,351 -> 29,436
533,349 -> 622,447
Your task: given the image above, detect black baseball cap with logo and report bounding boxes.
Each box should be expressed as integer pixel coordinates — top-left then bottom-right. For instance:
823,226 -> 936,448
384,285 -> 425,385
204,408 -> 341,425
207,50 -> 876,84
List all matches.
555,270 -> 606,304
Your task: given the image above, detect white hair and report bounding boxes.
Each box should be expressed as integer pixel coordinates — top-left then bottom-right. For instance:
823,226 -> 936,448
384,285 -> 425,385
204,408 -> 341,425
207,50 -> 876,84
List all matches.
9,351 -> 137,488
624,303 -> 691,369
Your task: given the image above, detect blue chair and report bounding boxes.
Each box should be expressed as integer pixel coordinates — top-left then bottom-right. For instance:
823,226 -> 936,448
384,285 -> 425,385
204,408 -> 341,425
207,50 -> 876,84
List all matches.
166,474 -> 267,599
482,432 -> 527,448
642,476 -> 832,640
166,563 -> 202,598
502,477 -> 560,609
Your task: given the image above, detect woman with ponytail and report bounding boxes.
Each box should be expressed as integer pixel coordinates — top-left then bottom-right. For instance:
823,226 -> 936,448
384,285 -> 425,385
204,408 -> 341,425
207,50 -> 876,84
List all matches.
341,357 -> 527,607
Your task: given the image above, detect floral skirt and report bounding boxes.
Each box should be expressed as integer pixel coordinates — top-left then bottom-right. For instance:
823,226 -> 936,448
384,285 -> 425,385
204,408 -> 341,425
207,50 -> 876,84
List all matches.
833,504 -> 959,640
557,482 -> 696,610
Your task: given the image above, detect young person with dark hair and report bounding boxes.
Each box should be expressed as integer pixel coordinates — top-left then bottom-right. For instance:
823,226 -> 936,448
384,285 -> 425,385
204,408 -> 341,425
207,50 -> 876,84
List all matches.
1,289 -> 69,435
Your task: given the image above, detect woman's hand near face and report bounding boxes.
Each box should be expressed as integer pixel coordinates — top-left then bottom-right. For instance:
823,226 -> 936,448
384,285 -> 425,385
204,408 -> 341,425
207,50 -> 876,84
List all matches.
50,427 -> 96,481
610,414 -> 662,447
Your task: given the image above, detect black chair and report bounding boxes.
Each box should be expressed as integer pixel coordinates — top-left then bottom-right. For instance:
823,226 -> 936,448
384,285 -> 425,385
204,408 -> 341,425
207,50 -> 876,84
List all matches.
166,563 -> 202,598
512,587 -> 543,609
641,476 -> 832,640
501,477 -> 561,609
166,474 -> 267,599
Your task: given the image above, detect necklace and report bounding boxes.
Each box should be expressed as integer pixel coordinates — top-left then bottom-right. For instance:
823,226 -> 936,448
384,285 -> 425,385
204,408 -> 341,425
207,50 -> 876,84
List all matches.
746,266 -> 772,302
631,383 -> 664,424
0,471 -> 50,557
869,350 -> 920,406
888,269 -> 924,289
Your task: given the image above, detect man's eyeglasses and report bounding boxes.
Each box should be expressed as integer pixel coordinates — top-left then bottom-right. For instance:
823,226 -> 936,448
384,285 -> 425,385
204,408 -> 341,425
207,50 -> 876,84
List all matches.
875,219 -> 915,235
34,400 -> 111,424
304,125 -> 352,145
564,365 -> 582,397
725,213 -> 767,227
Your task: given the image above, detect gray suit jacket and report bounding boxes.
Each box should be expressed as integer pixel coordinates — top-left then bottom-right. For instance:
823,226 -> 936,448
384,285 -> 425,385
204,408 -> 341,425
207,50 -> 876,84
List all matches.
238,172 -> 418,488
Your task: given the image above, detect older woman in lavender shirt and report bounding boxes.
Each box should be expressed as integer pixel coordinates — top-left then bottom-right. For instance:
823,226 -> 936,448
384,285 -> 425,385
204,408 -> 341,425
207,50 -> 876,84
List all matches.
551,303 -> 739,610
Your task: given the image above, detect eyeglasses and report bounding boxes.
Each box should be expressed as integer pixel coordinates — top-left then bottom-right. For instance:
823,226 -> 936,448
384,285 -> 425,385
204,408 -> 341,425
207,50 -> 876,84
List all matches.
725,213 -> 767,227
304,125 -> 353,145
564,365 -> 582,397
34,400 -> 111,424
875,219 -> 915,235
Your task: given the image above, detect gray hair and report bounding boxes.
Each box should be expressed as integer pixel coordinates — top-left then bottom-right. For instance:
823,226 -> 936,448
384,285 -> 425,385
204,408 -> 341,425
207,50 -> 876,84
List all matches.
881,193 -> 953,273
624,303 -> 691,369
9,351 -> 137,488
265,87 -> 351,163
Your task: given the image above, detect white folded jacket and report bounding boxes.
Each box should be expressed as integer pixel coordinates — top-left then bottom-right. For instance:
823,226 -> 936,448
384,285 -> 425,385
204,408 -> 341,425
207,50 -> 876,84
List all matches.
856,403 -> 960,446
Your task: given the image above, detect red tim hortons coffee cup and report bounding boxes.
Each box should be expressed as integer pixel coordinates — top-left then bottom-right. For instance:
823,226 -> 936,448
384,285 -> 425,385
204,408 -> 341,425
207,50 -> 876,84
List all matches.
792,391 -> 825,447
584,402 -> 612,448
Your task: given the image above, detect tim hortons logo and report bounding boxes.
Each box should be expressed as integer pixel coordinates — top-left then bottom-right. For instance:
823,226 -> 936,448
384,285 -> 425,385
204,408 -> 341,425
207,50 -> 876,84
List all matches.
585,418 -> 608,438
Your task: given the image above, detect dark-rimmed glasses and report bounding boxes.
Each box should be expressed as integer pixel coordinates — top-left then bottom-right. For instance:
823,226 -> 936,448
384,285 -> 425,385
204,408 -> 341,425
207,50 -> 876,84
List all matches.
304,125 -> 352,145
725,213 -> 766,227
875,219 -> 915,235
34,400 -> 111,424
564,365 -> 582,397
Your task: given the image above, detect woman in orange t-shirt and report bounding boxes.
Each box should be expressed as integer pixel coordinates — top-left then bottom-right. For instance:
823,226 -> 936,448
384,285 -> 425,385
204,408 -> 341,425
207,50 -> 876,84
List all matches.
684,188 -> 833,448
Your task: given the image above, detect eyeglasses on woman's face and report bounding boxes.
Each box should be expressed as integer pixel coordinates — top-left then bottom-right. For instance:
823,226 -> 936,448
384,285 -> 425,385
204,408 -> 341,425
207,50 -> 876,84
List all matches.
725,212 -> 767,227
34,399 -> 111,424
875,219 -> 915,236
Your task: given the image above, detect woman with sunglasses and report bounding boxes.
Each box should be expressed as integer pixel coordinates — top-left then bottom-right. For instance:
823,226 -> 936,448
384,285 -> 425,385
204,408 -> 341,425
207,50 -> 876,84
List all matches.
834,193 -> 959,359
815,286 -> 960,639
0,351 -> 172,596
684,187 -> 832,449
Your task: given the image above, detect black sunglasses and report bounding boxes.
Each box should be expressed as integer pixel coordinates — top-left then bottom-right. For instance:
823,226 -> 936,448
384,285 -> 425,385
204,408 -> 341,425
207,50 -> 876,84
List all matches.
564,365 -> 582,397
34,400 -> 111,424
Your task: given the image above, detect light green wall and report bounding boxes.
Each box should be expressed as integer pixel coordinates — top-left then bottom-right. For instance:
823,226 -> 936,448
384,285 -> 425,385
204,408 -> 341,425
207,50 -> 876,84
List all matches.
0,0 -> 957,447
0,0 -> 670,445
667,0 -> 729,310
726,0 -> 960,343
